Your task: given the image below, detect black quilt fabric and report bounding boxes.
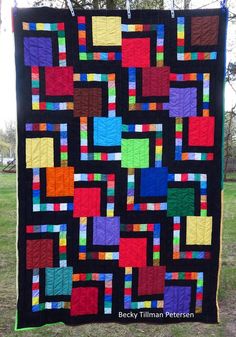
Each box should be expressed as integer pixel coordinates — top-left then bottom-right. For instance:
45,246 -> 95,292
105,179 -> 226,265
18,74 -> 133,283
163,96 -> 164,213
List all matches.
14,7 -> 227,329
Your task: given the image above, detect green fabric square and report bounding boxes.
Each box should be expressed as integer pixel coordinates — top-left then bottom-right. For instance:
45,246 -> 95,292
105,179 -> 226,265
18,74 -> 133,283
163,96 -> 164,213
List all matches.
167,188 -> 195,216
45,267 -> 73,296
121,138 -> 149,168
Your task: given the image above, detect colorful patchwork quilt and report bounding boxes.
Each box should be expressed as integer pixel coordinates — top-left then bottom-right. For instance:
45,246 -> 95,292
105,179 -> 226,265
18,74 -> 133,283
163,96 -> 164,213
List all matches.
14,7 -> 227,329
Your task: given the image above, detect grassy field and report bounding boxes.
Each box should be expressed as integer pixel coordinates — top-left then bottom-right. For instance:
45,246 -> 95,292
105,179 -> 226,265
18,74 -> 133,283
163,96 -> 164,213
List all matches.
0,172 -> 235,337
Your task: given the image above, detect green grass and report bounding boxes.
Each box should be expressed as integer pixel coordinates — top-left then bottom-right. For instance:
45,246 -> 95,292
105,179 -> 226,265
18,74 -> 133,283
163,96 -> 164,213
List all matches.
0,173 -> 235,337
225,171 -> 236,181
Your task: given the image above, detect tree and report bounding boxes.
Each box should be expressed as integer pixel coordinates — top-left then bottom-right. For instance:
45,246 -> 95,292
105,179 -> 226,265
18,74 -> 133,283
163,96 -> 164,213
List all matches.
31,0 -> 164,10
224,61 -> 236,179
224,105 -> 236,180
184,0 -> 191,9
3,121 -> 16,158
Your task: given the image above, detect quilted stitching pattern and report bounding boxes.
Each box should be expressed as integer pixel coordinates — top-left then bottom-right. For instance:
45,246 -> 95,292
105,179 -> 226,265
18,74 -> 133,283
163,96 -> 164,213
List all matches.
15,8 -> 226,328
186,216 -> 212,245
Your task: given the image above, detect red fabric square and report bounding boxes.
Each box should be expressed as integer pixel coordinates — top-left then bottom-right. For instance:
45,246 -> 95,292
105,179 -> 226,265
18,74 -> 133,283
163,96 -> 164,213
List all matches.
138,266 -> 166,296
119,238 -> 147,267
70,287 -> 98,316
122,38 -> 150,68
73,187 -> 101,217
188,117 -> 215,147
26,239 -> 53,269
45,66 -> 74,96
142,67 -> 170,96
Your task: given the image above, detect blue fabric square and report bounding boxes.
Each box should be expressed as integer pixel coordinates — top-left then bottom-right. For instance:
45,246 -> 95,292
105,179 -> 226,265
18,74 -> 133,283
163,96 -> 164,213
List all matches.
24,37 -> 53,66
93,117 -> 122,146
164,286 -> 191,314
140,167 -> 168,197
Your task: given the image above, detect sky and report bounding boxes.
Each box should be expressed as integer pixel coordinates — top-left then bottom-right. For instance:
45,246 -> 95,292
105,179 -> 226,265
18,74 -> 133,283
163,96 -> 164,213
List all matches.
0,0 -> 235,129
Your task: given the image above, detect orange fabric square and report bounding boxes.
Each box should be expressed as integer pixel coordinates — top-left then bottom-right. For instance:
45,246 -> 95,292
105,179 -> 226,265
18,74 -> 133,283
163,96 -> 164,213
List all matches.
46,167 -> 74,197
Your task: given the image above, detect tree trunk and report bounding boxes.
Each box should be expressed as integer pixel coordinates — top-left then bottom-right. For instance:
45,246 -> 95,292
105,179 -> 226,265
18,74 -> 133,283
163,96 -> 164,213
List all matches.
224,106 -> 236,181
93,0 -> 99,9
184,0 -> 191,9
159,0 -> 164,9
106,0 -> 116,9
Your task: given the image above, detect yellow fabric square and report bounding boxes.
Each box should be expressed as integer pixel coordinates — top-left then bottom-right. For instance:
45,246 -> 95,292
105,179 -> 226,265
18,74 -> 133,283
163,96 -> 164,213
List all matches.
92,16 -> 121,46
186,216 -> 212,245
36,23 -> 44,30
26,138 -> 54,168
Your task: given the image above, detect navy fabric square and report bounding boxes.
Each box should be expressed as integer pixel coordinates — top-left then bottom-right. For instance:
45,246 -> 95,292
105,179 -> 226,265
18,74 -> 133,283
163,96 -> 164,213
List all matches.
140,167 -> 168,196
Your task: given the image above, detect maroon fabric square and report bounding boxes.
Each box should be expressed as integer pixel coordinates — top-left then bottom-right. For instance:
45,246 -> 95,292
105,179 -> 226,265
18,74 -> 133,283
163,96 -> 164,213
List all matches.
74,88 -> 102,117
138,266 -> 166,296
191,16 -> 219,46
45,66 -> 74,96
70,287 -> 98,316
26,239 -> 53,269
142,67 -> 170,97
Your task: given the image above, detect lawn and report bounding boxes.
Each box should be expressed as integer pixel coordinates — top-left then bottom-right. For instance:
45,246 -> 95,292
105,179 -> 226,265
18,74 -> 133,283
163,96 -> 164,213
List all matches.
0,172 -> 235,337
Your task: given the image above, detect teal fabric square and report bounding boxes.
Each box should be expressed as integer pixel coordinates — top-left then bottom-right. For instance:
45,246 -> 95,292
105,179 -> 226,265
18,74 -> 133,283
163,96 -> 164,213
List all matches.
45,267 -> 73,296
93,117 -> 122,146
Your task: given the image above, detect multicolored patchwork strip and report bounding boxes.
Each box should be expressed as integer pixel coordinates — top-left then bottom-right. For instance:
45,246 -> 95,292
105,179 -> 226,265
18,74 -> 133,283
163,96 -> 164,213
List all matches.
74,173 -> 115,217
177,17 -> 217,61
32,168 -> 73,212
127,169 -> 167,211
78,217 -> 119,260
172,217 -> 211,260
26,123 -> 68,166
78,16 -> 121,61
120,223 -> 161,266
32,268 -> 70,312
26,224 -> 68,267
122,124 -> 163,168
72,273 -> 113,314
121,24 -> 164,66
169,72 -> 210,116
22,22 -> 67,66
124,267 -> 163,310
74,73 -> 116,117
128,68 -> 165,112
165,272 -> 204,313
80,117 -> 121,161
175,118 -> 214,161
30,67 -> 74,111
168,173 -> 207,216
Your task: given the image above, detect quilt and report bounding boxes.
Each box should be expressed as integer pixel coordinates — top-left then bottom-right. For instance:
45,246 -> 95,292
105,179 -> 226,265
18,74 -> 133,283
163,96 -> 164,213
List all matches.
14,7 -> 227,329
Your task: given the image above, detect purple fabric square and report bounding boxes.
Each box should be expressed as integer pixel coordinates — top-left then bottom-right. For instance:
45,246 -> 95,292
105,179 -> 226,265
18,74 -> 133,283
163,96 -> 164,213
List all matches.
93,217 -> 120,245
164,286 -> 191,314
24,37 -> 53,66
169,88 -> 197,117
